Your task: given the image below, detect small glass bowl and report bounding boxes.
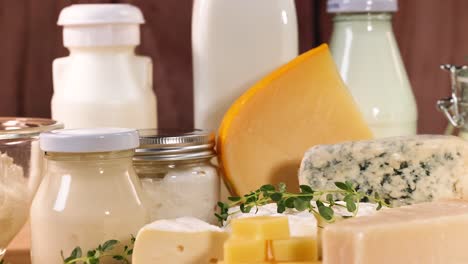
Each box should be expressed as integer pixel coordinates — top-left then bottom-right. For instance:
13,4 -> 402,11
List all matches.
0,117 -> 62,260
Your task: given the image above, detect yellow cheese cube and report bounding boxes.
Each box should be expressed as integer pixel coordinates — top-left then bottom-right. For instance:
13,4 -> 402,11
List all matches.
271,237 -> 318,262
224,239 -> 268,263
231,216 -> 290,240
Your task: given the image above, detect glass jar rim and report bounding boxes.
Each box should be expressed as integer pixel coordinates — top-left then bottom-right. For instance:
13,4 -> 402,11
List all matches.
0,117 -> 63,140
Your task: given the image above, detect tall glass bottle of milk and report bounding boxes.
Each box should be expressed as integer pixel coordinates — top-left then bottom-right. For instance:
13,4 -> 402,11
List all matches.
192,0 -> 298,131
52,4 -> 157,129
328,0 -> 417,137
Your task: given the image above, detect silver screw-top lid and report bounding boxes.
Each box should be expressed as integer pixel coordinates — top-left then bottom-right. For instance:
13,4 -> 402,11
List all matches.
135,129 -> 216,161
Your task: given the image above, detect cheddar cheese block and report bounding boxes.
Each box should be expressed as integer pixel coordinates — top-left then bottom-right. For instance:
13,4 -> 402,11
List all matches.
231,216 -> 290,240
218,44 -> 372,195
223,216 -> 319,264
299,135 -> 468,207
271,237 -> 318,262
322,200 -> 468,264
224,239 -> 268,263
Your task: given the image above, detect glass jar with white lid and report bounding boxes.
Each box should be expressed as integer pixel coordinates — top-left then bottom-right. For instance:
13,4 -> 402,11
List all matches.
30,128 -> 149,264
133,129 -> 220,224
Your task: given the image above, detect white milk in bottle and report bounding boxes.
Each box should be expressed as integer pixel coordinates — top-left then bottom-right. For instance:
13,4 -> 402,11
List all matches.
328,0 -> 417,137
52,4 -> 157,129
192,0 -> 298,131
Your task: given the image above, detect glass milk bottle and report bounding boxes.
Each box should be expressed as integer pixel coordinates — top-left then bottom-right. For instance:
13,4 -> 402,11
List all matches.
328,0 -> 417,137
30,128 -> 149,264
192,0 -> 298,131
52,4 -> 157,129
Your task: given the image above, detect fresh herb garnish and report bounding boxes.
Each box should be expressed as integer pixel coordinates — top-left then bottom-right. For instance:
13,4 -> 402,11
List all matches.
216,181 -> 390,225
61,236 -> 135,264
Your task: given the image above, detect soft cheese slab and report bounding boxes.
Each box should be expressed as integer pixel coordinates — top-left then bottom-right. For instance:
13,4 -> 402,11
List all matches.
132,217 -> 228,264
299,135 -> 468,206
322,200 -> 468,264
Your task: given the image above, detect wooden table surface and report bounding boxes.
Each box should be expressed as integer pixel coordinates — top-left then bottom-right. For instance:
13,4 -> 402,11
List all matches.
5,224 -> 31,264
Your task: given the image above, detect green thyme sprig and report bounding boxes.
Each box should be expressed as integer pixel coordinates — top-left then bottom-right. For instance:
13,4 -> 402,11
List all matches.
216,181 -> 390,225
61,236 -> 135,264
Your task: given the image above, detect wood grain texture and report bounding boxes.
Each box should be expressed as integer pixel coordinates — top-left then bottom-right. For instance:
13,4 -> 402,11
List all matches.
295,0 -> 316,53
0,0 -> 465,133
120,0 -> 194,129
393,0 -> 468,134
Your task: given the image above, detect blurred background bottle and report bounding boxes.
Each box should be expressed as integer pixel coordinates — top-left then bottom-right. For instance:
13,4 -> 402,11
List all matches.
192,0 -> 299,131
52,4 -> 157,129
328,0 -> 417,137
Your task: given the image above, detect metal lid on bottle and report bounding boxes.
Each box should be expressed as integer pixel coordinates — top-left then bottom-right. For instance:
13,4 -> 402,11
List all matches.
327,0 -> 398,13
134,129 -> 216,161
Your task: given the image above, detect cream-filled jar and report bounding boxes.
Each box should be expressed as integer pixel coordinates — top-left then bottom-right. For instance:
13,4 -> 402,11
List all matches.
30,128 -> 149,264
133,129 -> 219,224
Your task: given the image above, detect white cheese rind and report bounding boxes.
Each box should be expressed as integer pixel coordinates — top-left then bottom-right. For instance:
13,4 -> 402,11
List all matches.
133,217 -> 228,264
299,135 -> 468,207
141,217 -> 223,232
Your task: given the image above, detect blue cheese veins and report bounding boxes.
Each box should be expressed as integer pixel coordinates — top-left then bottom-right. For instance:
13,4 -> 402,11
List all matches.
298,135 -> 468,207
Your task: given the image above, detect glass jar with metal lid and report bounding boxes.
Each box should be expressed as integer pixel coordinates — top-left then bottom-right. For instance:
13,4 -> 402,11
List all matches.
134,129 -> 219,224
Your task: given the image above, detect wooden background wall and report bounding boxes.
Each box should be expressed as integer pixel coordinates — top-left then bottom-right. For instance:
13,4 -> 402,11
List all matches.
1,0 -> 467,134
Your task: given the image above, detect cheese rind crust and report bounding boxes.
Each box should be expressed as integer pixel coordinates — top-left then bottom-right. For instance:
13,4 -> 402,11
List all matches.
299,135 -> 468,206
323,200 -> 468,264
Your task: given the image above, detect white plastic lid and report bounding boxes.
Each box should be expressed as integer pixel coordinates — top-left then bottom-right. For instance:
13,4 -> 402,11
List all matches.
40,128 -> 139,153
327,0 -> 398,13
57,4 -> 145,47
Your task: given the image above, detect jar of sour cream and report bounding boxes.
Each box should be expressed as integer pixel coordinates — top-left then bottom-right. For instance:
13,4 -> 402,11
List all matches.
30,128 -> 149,264
133,129 -> 220,224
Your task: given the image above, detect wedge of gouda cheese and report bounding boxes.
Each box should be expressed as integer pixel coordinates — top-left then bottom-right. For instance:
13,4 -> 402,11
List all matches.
218,44 -> 372,195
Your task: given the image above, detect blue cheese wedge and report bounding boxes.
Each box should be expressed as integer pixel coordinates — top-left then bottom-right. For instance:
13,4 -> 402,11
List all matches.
298,135 -> 468,207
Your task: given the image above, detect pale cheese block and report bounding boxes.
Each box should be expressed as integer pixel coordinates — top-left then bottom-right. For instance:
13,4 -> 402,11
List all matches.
322,200 -> 468,264
132,217 -> 228,264
218,44 -> 372,195
299,135 -> 468,207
